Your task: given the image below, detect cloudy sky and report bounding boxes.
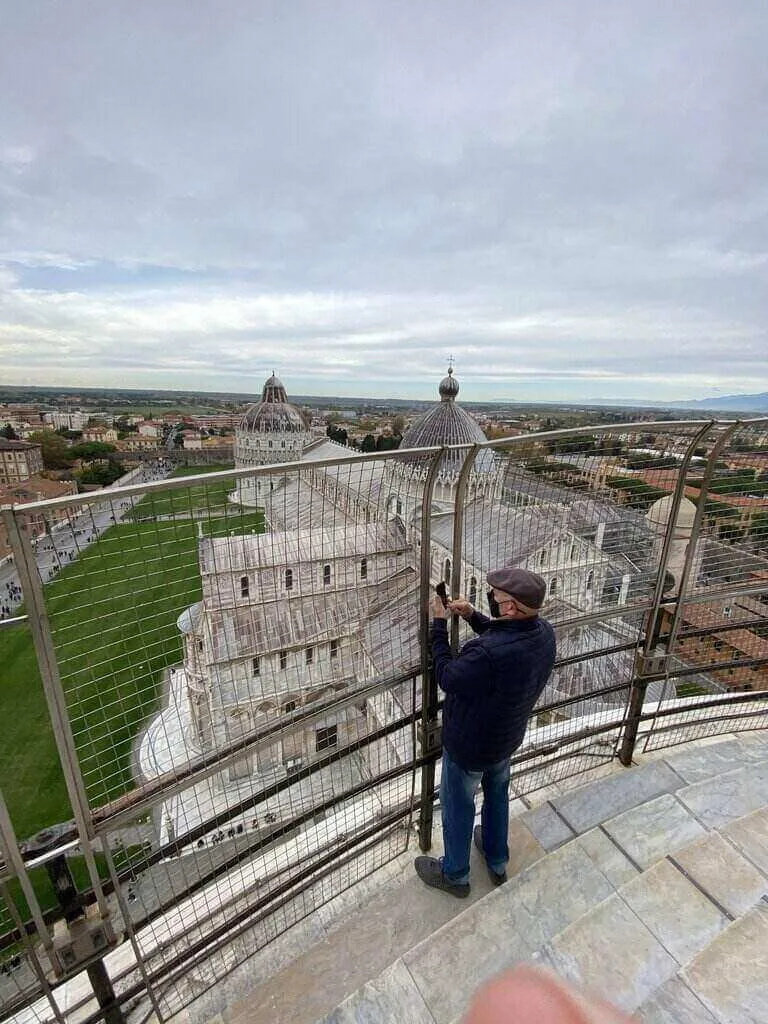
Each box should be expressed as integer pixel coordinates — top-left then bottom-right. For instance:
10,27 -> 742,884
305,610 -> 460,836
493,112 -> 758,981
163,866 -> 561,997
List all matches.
1,1 -> 766,403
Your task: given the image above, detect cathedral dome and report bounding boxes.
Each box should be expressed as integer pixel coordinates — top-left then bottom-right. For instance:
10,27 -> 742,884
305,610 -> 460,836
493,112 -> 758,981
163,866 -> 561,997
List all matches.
399,366 -> 495,473
239,374 -> 309,434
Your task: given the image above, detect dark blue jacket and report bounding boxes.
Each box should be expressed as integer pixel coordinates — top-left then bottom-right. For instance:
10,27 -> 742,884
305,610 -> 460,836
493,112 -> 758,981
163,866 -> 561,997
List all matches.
432,611 -> 556,770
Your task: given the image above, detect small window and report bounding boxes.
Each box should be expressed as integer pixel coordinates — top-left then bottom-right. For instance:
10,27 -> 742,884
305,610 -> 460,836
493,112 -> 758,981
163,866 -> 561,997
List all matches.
316,725 -> 338,752
240,575 -> 249,598
323,564 -> 332,586
305,646 -> 314,665
549,577 -> 558,596
197,639 -> 204,653
282,700 -> 297,714
285,568 -> 293,591
360,558 -> 368,580
539,549 -> 547,566
252,657 -> 260,676
330,639 -> 339,659
469,576 -> 477,604
279,650 -> 288,670
586,571 -> 594,592
444,558 -> 451,584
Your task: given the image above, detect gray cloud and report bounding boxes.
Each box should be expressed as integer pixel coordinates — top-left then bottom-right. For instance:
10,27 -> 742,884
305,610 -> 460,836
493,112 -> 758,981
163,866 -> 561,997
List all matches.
1,0 -> 766,400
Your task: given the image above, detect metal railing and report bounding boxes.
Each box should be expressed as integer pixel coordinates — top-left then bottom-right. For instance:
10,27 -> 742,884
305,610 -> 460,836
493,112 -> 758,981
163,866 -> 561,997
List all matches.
0,419 -> 766,1023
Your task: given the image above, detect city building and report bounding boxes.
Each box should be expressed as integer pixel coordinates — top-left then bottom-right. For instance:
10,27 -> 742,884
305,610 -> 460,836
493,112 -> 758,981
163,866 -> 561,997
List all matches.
0,438 -> 44,485
138,420 -> 164,438
82,425 -> 119,443
43,410 -> 89,431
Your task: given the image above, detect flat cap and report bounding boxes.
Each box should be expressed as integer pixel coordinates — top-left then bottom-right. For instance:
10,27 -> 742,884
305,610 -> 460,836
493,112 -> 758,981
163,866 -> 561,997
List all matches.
486,567 -> 547,610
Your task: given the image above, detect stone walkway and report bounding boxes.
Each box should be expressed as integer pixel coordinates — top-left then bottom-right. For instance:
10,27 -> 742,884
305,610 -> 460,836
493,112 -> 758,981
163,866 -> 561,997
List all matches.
316,731 -> 768,1023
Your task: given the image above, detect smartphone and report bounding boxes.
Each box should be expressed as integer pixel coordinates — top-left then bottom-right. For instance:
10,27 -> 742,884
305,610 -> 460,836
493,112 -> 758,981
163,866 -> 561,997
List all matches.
435,581 -> 449,608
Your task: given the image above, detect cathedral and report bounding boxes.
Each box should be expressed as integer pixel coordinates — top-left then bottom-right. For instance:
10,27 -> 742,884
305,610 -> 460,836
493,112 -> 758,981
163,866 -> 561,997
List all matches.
140,368 -> 662,846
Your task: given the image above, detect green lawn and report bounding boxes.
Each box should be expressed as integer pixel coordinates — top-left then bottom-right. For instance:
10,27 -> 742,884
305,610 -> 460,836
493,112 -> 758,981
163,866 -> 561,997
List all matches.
0,488 -> 264,841
127,464 -> 238,519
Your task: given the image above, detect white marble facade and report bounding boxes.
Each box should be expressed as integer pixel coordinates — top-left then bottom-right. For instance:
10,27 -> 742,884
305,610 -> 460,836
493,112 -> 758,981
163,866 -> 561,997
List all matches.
141,371 -> 675,843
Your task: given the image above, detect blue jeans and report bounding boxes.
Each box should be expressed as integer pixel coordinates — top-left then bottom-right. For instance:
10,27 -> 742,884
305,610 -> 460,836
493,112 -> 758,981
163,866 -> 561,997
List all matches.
440,750 -> 511,884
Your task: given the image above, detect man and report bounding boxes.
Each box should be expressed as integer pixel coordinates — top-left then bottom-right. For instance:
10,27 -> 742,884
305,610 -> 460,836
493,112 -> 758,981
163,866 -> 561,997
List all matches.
415,567 -> 556,897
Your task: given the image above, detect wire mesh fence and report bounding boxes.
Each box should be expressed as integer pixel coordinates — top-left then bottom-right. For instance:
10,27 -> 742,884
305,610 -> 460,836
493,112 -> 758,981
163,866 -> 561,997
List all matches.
639,418 -> 768,750
0,420 -> 766,1024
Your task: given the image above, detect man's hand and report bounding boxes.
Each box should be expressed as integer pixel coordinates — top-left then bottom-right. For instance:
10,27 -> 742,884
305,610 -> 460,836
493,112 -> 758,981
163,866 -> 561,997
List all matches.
429,594 -> 448,620
448,597 -> 474,620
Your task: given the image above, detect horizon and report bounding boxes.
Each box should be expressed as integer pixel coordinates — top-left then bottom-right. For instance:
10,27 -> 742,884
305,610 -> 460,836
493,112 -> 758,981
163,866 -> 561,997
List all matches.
1,379 -> 766,413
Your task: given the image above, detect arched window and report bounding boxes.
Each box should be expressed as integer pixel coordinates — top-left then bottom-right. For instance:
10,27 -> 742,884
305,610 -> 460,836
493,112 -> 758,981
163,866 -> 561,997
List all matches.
549,577 -> 558,596
396,499 -> 403,515
330,639 -> 339,659
279,650 -> 288,670
360,558 -> 368,580
240,575 -> 249,598
539,549 -> 548,566
469,576 -> 478,604
444,558 -> 451,584
285,568 -> 293,590
585,571 -> 594,592
305,646 -> 314,665
570,543 -> 577,561
323,564 -> 332,586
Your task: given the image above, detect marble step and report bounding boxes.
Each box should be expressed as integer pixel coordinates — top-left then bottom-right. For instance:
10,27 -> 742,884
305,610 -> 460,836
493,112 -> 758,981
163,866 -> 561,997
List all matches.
518,734 -> 768,854
317,803 -> 768,1023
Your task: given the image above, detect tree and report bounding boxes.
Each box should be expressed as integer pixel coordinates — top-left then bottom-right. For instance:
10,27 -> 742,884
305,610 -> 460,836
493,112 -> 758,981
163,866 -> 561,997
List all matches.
69,442 -> 117,460
391,414 -> 405,436
27,430 -> 74,469
326,425 -> 348,446
1,423 -> 19,440
376,434 -> 401,451
360,434 -> 376,453
76,462 -> 126,487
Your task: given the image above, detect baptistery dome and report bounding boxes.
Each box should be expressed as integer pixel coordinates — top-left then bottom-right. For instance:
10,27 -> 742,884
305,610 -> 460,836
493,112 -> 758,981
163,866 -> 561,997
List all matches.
233,374 -> 313,507
239,374 -> 309,433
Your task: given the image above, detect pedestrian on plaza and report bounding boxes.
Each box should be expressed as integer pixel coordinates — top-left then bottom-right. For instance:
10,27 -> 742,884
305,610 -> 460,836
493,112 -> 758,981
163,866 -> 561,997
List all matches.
415,567 -> 556,897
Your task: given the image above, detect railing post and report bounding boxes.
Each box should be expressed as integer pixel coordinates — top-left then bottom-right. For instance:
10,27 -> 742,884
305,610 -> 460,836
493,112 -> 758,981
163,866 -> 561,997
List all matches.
619,422 -> 715,765
1,507 -> 110,919
660,421 -> 742,658
417,449 -> 448,852
450,445 -> 480,653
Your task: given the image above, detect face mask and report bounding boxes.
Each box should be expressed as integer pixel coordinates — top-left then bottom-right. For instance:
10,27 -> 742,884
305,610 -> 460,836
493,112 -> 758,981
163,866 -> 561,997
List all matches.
486,590 -> 501,618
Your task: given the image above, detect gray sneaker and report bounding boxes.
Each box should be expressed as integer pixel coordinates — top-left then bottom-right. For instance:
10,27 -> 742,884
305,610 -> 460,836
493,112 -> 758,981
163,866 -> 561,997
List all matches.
414,856 -> 470,898
473,825 -> 507,886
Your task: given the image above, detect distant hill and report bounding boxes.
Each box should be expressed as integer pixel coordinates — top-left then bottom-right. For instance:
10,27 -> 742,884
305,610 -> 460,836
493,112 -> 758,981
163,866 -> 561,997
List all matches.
672,392 -> 768,413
